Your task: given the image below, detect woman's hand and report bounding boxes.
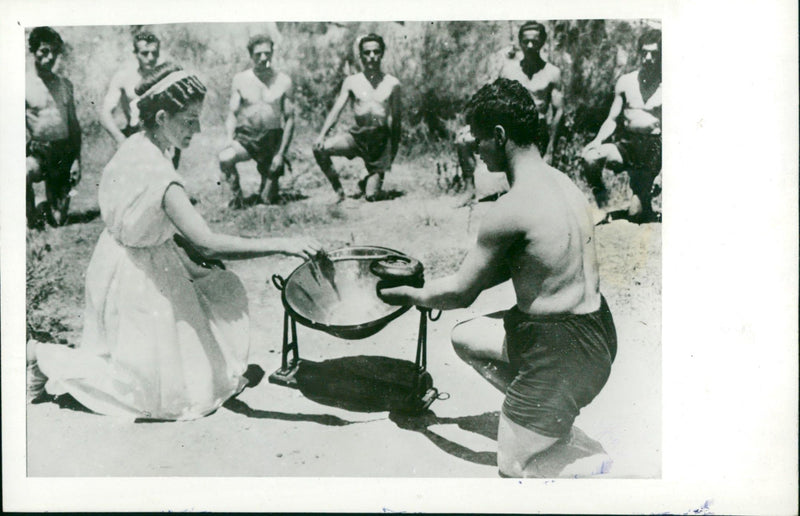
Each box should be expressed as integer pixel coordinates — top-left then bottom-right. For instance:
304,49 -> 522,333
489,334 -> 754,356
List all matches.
283,237 -> 323,260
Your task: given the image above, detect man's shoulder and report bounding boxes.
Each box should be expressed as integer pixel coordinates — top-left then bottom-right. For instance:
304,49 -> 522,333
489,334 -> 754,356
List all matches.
617,70 -> 638,87
384,73 -> 401,87
233,68 -> 253,82
344,72 -> 362,84
544,61 -> 562,79
112,63 -> 141,82
276,70 -> 292,84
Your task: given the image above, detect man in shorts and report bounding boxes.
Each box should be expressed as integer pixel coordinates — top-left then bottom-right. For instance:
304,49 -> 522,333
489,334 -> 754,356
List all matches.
99,31 -> 181,168
313,33 -> 401,202
580,29 -> 662,223
380,78 -> 616,478
26,27 -> 82,229
455,21 -> 563,200
219,34 -> 295,208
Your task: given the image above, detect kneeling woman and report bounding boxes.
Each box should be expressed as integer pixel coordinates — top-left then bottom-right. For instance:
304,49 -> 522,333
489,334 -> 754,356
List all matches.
29,63 -> 321,420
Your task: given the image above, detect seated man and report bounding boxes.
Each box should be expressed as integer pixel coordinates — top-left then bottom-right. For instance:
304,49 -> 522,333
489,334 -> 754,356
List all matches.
26,26 -> 81,228
380,78 -> 616,478
580,29 -> 662,223
219,34 -> 294,208
313,33 -> 401,202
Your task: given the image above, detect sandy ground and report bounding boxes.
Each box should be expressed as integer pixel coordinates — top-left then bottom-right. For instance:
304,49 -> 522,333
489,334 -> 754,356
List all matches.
26,150 -> 661,478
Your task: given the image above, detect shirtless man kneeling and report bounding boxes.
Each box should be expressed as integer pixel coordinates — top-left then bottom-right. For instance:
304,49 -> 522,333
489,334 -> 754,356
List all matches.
313,33 -> 401,202
219,34 -> 295,208
26,27 -> 82,228
581,29 -> 662,223
380,78 -> 617,478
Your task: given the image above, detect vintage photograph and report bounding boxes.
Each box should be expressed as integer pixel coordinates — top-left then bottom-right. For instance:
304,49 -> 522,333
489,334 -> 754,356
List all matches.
21,18 -> 663,479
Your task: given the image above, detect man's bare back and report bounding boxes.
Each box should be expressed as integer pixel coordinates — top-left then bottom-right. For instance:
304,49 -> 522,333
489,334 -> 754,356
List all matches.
492,162 -> 600,316
232,68 -> 291,131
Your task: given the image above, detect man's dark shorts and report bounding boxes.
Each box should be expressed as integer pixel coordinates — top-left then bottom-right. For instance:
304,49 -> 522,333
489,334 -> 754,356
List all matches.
348,125 -> 392,176
234,126 -> 284,177
502,296 -> 617,438
616,133 -> 661,198
616,133 -> 661,173
27,139 -> 75,182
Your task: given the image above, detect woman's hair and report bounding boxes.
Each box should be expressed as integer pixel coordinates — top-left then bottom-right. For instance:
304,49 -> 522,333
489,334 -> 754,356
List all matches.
465,78 -> 540,147
135,62 -> 207,130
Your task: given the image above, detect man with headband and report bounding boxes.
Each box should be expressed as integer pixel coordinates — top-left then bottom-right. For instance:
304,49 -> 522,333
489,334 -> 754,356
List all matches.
580,28 -> 662,224
455,21 -> 563,202
26,26 -> 82,228
313,33 -> 402,202
219,34 -> 295,208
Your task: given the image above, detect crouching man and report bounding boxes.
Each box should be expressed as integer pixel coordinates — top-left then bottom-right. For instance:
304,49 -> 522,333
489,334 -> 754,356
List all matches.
379,78 -> 617,477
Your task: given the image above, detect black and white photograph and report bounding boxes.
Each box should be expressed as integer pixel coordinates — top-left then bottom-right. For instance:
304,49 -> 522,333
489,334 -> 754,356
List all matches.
2,0 -> 797,513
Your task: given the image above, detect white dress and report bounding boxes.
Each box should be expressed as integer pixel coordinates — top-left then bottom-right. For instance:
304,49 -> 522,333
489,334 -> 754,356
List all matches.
36,133 -> 250,420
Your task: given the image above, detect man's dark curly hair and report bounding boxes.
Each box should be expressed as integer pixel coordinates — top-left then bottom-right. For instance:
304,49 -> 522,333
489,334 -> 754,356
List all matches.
638,28 -> 661,51
28,27 -> 64,55
465,78 -> 540,147
518,21 -> 547,43
359,33 -> 386,54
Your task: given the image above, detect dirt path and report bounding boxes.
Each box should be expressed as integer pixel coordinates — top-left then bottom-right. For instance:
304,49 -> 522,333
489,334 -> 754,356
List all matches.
26,148 -> 661,478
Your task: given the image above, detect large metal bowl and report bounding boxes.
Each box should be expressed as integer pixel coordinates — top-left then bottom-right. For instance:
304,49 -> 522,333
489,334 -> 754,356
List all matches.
273,246 -> 419,340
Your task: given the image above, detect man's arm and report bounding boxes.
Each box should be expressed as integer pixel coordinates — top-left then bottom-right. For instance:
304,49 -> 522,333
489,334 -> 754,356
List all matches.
64,79 -> 82,183
379,204 -> 519,310
544,68 -> 564,164
587,76 -> 625,148
271,77 -> 295,172
314,78 -> 351,147
225,76 -> 242,142
99,71 -> 127,145
389,81 -> 402,161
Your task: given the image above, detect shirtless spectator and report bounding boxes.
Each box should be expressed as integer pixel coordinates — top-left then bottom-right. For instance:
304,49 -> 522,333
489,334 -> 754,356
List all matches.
580,29 -> 662,223
26,27 -> 82,229
313,33 -> 401,202
99,31 -> 181,168
455,21 -> 563,199
380,78 -> 616,478
219,34 -> 295,208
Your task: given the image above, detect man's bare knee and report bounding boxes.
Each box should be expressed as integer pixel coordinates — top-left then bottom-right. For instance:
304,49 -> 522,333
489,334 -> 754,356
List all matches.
497,414 -> 560,478
450,321 -> 477,360
27,157 -> 43,183
218,148 -> 241,170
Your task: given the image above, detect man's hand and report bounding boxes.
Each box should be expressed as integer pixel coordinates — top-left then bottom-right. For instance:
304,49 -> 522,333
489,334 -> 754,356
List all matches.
269,154 -> 284,175
313,135 -> 325,152
69,160 -> 81,186
283,237 -> 324,261
543,150 -> 553,165
377,285 -> 414,306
